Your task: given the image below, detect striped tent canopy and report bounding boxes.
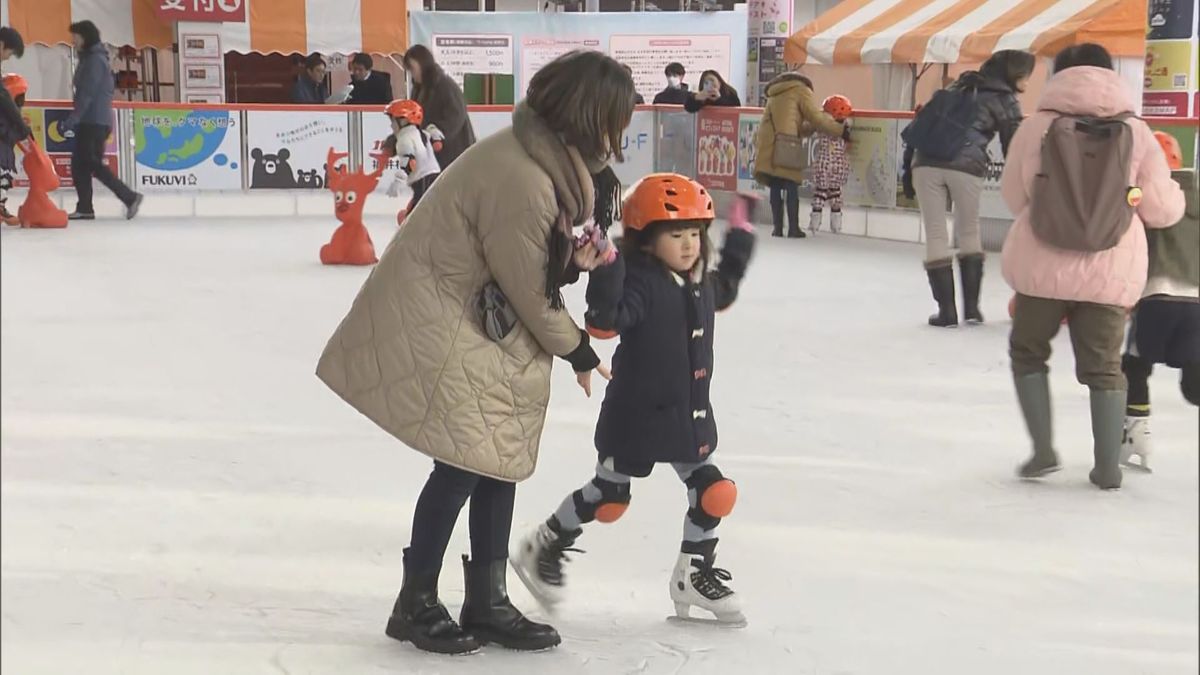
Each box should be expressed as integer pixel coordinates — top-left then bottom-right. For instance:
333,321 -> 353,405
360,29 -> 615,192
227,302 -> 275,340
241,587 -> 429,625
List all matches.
0,0 -> 407,54
785,0 -> 1146,65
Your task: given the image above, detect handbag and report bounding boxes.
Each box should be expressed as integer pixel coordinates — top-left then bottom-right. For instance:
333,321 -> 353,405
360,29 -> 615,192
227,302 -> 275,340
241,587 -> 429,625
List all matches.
477,281 -> 518,342
774,133 -> 806,171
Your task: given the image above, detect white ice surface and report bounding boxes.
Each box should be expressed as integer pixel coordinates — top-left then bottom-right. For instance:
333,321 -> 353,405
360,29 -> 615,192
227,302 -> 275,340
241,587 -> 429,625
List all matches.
2,217 -> 1197,675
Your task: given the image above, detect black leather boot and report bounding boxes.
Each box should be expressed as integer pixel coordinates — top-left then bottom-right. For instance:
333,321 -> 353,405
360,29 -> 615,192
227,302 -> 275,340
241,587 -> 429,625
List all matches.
958,253 -> 985,324
925,261 -> 958,327
460,555 -> 561,651
384,549 -> 480,655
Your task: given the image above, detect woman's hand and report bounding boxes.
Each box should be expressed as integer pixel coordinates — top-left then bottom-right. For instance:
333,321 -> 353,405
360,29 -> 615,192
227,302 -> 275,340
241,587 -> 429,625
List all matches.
572,242 -> 606,271
576,363 -> 613,398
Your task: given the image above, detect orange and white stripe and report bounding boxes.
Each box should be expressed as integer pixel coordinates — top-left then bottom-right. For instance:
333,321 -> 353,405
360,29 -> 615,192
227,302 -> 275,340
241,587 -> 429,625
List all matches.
0,0 -> 406,54
785,0 -> 1144,65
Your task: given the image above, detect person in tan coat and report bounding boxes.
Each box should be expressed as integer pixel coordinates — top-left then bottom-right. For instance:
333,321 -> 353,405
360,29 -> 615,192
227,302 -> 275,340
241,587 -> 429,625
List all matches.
316,51 -> 634,654
754,72 -> 847,238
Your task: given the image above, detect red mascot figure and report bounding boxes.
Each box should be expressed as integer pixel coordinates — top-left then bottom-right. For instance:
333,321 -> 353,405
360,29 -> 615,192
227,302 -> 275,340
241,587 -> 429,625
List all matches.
320,148 -> 385,266
17,138 -> 68,229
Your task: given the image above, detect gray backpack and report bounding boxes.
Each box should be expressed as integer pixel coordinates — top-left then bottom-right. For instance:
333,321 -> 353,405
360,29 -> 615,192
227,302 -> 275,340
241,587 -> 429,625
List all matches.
1029,111 -> 1137,252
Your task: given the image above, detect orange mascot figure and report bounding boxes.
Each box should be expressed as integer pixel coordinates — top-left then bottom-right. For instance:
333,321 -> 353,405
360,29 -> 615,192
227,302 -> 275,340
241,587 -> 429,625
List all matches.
320,148 -> 384,266
17,138 -> 68,229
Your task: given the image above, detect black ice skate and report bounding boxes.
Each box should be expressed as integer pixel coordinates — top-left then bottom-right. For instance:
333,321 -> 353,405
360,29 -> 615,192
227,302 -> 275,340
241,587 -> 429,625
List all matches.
511,517 -> 582,613
667,541 -> 745,628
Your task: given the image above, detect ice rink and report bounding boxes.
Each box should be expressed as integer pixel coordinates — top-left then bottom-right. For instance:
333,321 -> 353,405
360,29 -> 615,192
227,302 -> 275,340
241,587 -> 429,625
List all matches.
2,216 -> 1197,675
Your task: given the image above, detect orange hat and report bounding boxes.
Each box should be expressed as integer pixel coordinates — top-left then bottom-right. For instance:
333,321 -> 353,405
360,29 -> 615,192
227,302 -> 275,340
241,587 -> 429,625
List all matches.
622,173 -> 714,231
822,94 -> 852,121
2,74 -> 28,99
1152,130 -> 1183,170
384,99 -> 423,126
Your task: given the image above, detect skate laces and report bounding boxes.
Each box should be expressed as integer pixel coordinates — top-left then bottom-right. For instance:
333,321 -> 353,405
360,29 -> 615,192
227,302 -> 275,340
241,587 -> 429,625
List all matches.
689,558 -> 734,600
537,528 -> 584,587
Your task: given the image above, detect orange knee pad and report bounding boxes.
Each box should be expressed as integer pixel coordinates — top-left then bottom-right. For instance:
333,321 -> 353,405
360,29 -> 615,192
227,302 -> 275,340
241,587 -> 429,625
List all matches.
700,479 -> 737,518
595,501 -> 629,523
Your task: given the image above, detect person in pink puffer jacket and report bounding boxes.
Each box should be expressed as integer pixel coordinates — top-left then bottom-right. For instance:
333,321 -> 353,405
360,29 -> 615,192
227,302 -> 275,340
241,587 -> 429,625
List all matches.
1000,44 -> 1186,490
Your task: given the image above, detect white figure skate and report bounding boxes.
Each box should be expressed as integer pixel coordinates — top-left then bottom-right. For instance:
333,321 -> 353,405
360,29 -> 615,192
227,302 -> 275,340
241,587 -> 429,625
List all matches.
808,211 -> 822,233
1120,416 -> 1152,472
511,520 -> 581,613
667,550 -> 746,628
830,211 -> 843,234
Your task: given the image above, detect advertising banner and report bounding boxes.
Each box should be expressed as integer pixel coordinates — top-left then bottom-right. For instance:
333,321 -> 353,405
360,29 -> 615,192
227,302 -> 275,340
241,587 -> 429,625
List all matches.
432,35 -> 515,89
844,118 -> 898,209
737,112 -> 764,192
245,111 -> 350,190
613,111 -> 656,188
1148,0 -> 1196,40
521,37 -> 603,93
132,108 -> 242,191
16,109 -> 119,188
155,0 -> 246,23
695,107 -> 739,191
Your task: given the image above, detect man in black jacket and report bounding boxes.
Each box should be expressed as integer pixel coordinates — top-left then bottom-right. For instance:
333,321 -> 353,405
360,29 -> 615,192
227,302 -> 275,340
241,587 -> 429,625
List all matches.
291,53 -> 328,104
652,62 -> 690,105
345,54 -> 393,105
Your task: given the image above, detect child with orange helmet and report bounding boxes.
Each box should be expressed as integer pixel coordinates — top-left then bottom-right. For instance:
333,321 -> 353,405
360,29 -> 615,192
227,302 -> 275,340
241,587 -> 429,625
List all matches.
0,73 -> 31,225
810,94 -> 853,234
1120,134 -> 1199,471
381,99 -> 443,223
513,175 -> 757,627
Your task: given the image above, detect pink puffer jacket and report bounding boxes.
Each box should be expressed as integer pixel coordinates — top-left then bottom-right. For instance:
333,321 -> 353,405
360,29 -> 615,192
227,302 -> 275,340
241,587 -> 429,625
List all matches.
1000,67 -> 1186,309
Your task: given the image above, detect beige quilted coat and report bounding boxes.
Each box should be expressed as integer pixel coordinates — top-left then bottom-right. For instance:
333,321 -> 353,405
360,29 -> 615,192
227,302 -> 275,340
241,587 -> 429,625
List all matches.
316,104 -> 595,482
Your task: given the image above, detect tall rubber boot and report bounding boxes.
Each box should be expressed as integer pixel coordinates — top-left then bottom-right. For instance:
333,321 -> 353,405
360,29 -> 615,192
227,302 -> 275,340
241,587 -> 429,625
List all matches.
925,261 -> 958,327
384,549 -> 480,655
958,253 -> 985,324
1088,390 -> 1126,490
1015,373 -> 1060,478
459,556 -> 561,651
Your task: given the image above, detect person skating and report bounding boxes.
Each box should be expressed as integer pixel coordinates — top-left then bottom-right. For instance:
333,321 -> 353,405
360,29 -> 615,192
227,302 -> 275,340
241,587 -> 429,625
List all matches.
1119,133 -> 1199,472
379,99 -> 442,224
513,175 -> 756,626
809,95 -> 852,234
0,26 -> 30,225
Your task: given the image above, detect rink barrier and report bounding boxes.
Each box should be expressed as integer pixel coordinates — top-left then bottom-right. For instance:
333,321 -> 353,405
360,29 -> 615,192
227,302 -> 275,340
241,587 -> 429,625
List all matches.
17,100 -> 1199,248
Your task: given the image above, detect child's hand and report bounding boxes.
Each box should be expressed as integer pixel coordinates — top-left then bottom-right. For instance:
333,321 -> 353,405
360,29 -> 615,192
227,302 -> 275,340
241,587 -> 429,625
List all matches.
576,363 -> 612,398
728,192 -> 758,233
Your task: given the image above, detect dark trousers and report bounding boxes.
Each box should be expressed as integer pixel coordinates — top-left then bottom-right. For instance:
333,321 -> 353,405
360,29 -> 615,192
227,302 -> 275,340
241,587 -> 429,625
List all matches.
407,461 -> 516,574
72,123 -> 135,213
407,173 -> 437,214
1123,298 -> 1200,409
767,176 -> 799,232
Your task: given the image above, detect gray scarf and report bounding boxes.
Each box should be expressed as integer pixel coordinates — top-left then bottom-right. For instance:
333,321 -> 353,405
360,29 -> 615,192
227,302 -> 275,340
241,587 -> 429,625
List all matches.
511,101 -> 596,229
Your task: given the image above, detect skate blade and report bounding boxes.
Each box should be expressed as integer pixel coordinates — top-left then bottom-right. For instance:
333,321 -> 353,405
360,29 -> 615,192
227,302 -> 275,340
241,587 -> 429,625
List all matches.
1120,460 -> 1152,473
509,558 -> 560,616
666,614 -> 747,629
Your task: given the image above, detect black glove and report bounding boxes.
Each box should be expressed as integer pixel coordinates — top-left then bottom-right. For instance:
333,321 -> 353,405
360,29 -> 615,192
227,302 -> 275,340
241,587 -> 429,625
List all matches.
841,123 -> 852,143
902,170 -> 916,201
561,329 -> 601,373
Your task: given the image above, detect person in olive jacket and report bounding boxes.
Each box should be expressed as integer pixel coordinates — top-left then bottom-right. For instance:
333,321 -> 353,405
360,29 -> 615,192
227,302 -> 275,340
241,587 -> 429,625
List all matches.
403,44 -> 476,168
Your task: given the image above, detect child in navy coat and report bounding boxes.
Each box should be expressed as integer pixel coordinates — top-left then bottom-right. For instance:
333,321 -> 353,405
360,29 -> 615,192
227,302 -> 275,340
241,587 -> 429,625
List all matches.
513,174 -> 756,626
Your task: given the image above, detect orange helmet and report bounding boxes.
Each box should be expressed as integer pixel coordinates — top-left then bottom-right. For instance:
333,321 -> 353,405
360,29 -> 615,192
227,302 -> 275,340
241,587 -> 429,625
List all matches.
2,74 -> 28,99
1152,130 -> 1183,170
622,173 -> 714,231
385,99 -> 423,126
823,95 -> 852,121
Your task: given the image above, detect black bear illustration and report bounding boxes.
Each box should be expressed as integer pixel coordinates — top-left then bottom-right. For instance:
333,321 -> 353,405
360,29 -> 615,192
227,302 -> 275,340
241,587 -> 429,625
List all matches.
296,169 -> 324,189
250,148 -> 298,189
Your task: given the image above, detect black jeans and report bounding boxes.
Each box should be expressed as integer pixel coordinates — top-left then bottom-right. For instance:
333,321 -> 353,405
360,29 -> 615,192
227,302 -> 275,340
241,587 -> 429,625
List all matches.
767,176 -> 799,232
72,123 -> 136,213
407,461 -> 516,574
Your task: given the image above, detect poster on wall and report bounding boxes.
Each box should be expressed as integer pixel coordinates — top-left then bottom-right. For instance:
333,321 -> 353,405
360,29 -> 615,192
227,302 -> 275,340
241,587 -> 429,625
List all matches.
521,37 -> 603,92
432,35 -> 515,89
748,0 -> 793,39
17,109 -> 119,188
844,119 -> 898,209
1148,0 -> 1196,40
178,32 -> 224,104
132,109 -> 242,191
610,35 -> 733,103
737,113 -> 764,192
695,107 -> 739,191
245,111 -> 350,190
1143,39 -> 1196,116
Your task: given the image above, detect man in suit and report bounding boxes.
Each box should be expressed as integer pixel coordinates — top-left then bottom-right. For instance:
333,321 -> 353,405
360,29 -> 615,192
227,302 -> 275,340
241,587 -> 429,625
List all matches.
345,53 -> 393,105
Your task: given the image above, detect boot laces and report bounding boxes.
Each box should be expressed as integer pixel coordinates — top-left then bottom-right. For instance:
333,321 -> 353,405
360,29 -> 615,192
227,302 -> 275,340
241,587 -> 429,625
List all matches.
536,528 -> 584,587
689,557 -> 734,600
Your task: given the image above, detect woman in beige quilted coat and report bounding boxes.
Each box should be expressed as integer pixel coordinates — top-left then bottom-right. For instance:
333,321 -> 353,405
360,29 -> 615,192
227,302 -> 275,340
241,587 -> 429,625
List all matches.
316,50 -> 634,655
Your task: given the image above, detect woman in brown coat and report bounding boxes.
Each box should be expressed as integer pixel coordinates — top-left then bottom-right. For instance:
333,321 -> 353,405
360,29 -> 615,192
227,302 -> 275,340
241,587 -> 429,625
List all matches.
317,51 -> 634,654
754,73 -> 848,238
403,44 -> 476,168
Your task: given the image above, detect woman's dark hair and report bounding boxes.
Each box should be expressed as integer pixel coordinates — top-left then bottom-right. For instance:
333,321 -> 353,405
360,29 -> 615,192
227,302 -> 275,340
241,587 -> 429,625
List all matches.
351,53 -> 373,70
525,50 -> 635,163
979,49 -> 1036,92
618,219 -> 713,275
69,20 -> 101,49
665,62 -> 685,77
698,70 -> 736,98
0,26 -> 26,58
1053,43 -> 1114,73
303,53 -> 326,71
